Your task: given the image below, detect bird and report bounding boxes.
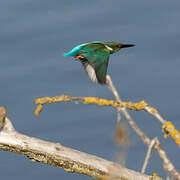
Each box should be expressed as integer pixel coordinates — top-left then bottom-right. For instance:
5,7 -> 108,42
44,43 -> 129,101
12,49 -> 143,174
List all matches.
64,41 -> 135,84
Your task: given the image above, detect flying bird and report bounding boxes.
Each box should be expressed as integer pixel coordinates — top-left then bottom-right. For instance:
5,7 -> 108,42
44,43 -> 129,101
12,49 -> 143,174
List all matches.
64,41 -> 135,84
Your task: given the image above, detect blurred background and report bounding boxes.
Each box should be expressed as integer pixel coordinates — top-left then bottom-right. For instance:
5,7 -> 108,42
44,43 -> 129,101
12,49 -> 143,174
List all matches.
0,0 -> 180,179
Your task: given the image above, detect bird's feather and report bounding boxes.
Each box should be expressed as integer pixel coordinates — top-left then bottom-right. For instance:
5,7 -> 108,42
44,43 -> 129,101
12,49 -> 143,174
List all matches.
63,43 -> 88,57
80,43 -> 110,84
80,59 -> 98,83
63,41 -> 102,57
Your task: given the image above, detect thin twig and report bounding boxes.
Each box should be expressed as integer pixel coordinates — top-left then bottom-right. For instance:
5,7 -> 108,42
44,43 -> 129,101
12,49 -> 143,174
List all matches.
117,111 -> 121,122
144,106 -> 166,124
141,138 -> 156,173
106,75 -> 166,125
106,75 -> 180,179
106,76 -> 180,147
106,74 -> 122,122
106,75 -> 150,144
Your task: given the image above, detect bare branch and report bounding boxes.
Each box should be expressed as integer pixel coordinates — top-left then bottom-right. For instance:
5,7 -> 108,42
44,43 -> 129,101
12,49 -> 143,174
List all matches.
106,75 -> 180,180
141,138 -> 156,173
0,107 -> 160,180
105,75 -> 122,123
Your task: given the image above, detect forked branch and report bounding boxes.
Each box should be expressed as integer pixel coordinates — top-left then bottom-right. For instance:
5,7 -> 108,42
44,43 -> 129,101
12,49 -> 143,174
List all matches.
106,75 -> 180,179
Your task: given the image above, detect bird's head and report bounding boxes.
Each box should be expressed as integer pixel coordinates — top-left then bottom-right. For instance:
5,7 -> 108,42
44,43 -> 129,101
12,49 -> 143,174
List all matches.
104,42 -> 135,54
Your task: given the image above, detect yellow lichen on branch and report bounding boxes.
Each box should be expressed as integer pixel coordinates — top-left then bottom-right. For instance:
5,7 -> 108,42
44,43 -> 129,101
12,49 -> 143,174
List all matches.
34,94 -> 180,147
34,95 -> 77,115
162,121 -> 180,147
34,95 -> 73,104
34,104 -> 43,116
34,94 -> 157,116
84,97 -> 150,111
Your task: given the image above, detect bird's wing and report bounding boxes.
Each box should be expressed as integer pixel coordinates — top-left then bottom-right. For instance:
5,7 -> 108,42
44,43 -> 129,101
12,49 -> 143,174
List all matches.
80,43 -> 110,84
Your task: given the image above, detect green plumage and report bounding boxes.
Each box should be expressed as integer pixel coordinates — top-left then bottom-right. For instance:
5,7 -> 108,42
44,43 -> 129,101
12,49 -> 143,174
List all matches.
80,43 -> 110,84
64,41 -> 135,84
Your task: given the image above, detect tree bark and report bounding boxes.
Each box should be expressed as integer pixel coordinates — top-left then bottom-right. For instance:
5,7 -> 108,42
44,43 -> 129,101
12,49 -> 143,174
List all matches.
0,107 -> 163,180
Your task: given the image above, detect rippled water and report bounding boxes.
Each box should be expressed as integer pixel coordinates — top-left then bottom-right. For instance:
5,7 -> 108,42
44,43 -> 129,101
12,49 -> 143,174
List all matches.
0,0 -> 180,179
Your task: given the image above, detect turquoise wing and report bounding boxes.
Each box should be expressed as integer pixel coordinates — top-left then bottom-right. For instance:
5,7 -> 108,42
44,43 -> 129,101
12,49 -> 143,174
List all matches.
81,43 -> 110,84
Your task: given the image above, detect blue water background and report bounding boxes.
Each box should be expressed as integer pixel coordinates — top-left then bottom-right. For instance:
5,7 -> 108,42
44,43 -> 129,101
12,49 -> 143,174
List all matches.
0,0 -> 180,179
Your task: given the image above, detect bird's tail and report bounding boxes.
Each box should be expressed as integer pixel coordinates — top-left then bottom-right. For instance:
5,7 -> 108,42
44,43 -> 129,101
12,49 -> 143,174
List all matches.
63,52 -> 72,57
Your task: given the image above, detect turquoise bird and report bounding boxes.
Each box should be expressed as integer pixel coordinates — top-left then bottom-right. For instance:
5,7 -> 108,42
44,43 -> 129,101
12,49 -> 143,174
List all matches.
64,41 -> 135,84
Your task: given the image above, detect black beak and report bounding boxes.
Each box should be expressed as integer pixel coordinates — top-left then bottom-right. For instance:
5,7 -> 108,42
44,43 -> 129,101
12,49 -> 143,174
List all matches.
121,44 -> 135,48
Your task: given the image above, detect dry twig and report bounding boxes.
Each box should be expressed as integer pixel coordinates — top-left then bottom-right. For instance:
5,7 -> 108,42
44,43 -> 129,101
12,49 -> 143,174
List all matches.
141,138 -> 156,173
106,75 -> 180,180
